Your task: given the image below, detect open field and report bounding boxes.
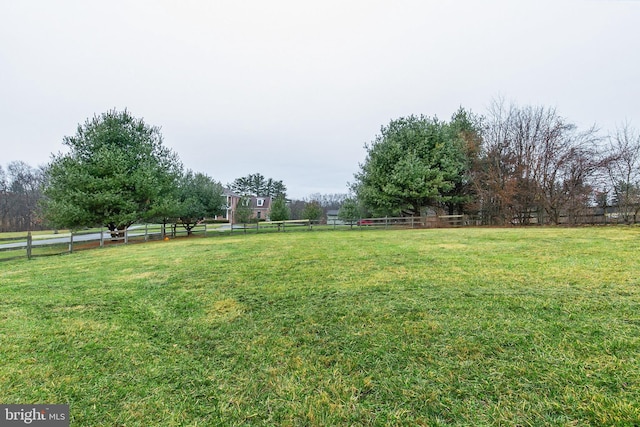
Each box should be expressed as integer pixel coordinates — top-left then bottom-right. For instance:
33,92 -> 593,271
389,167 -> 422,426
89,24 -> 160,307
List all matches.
1,227 -> 639,426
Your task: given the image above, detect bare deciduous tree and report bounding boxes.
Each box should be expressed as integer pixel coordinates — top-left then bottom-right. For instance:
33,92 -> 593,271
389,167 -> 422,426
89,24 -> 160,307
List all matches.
606,122 -> 640,223
475,99 -> 603,225
0,161 -> 45,231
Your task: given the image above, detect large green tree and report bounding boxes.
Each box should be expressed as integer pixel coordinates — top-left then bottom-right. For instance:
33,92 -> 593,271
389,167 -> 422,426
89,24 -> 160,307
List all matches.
43,109 -> 182,235
353,113 -> 472,216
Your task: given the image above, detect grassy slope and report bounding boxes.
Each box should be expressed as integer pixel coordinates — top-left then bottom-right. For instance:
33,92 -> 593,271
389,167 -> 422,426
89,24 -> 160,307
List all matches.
1,228 -> 639,426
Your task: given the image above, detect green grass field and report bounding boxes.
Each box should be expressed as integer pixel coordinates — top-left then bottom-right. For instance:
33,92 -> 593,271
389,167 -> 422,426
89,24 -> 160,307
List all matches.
1,227 -> 639,426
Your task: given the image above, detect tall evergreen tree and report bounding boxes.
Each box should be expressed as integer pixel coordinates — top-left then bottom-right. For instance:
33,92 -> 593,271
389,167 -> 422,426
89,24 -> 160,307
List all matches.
42,109 -> 182,235
353,113 -> 472,216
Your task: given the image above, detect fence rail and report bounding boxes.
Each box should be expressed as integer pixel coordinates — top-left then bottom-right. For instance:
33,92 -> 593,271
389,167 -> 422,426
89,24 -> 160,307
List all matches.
331,215 -> 470,229
232,219 -> 311,233
2,212 -> 636,262
0,223 -> 210,261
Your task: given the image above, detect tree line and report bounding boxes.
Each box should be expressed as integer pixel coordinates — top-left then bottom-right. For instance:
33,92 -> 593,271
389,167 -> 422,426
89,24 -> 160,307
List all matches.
1,102 -> 638,233
0,161 -> 45,232
0,110 -> 348,233
0,110 -> 225,235
353,100 -> 640,225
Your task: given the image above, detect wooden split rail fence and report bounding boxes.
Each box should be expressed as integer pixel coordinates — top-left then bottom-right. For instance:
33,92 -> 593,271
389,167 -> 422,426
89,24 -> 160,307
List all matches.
0,223 -> 210,261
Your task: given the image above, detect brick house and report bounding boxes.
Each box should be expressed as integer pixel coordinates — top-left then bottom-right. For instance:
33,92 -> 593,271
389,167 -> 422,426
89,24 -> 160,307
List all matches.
216,189 -> 272,223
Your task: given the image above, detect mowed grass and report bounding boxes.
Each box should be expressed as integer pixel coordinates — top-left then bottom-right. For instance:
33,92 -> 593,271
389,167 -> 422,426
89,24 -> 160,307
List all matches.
1,227 -> 639,426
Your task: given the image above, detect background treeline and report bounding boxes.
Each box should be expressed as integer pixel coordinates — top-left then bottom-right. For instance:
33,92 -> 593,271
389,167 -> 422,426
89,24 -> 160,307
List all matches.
353,100 -> 640,225
1,100 -> 639,232
471,101 -> 639,225
0,162 -> 45,232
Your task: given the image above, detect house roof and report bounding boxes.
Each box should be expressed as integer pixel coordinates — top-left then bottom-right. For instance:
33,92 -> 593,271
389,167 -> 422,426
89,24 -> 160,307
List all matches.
222,189 -> 273,209
223,188 -> 241,198
251,196 -> 272,209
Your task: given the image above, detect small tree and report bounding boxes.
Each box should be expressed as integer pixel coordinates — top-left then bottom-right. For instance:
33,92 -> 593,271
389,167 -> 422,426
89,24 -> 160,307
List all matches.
175,171 -> 225,235
338,198 -> 360,229
234,196 -> 253,233
301,200 -> 322,223
269,196 -> 289,230
147,193 -> 181,238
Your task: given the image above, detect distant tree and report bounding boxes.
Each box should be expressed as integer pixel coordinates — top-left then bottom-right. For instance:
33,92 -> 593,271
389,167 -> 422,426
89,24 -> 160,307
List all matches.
265,178 -> 287,198
475,100 -> 602,225
305,193 -> 349,219
234,196 -> 253,233
146,191 -> 181,238
606,122 -> 640,223
353,114 -> 471,217
230,173 -> 287,197
301,200 -> 323,223
338,198 -> 360,229
42,109 -> 182,236
287,199 -> 306,220
7,161 -> 45,231
306,193 -> 348,210
175,171 -> 225,235
269,195 -> 290,230
443,108 -> 483,215
0,165 -> 8,231
0,161 -> 45,232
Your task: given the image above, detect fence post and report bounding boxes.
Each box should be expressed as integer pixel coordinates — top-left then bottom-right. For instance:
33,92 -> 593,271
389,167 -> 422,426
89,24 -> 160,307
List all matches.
145,223 -> 149,242
100,227 -> 104,247
26,231 -> 32,260
385,216 -> 388,229
204,223 -> 207,236
124,228 -> 128,244
69,232 -> 74,254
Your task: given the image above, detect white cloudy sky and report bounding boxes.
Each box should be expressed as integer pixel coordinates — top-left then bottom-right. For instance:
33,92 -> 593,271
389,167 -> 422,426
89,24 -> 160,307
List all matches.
1,0 -> 638,198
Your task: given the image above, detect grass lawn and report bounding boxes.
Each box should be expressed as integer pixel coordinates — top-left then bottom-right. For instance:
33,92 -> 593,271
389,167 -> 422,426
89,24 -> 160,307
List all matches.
1,227 -> 639,426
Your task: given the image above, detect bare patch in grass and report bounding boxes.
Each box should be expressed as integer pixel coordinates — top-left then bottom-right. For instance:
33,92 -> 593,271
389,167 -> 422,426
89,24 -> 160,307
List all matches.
205,299 -> 245,323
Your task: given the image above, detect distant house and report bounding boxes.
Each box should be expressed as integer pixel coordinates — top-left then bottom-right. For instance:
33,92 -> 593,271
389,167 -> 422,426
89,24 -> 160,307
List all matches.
326,209 -> 345,225
249,196 -> 272,221
215,189 -> 272,223
216,189 -> 241,222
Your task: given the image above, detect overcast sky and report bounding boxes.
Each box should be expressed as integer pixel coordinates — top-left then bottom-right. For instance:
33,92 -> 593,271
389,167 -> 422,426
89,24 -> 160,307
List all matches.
1,1 -> 638,199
